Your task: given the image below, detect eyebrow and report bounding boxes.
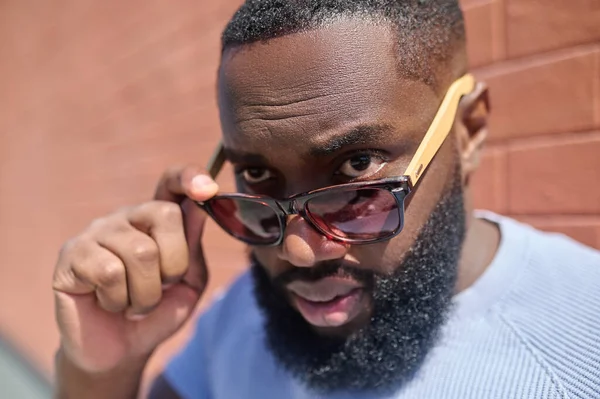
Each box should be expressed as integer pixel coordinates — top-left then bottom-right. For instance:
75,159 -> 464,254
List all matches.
222,124 -> 399,165
309,124 -> 396,157
223,148 -> 269,165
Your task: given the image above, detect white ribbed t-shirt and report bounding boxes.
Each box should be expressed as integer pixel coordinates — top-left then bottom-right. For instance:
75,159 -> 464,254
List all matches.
164,211 -> 600,398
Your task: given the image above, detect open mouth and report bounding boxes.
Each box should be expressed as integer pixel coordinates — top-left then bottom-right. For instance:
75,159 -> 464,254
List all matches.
287,278 -> 366,327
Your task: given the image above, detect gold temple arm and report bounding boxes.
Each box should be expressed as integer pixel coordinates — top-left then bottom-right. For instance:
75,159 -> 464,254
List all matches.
403,73 -> 475,187
207,141 -> 226,179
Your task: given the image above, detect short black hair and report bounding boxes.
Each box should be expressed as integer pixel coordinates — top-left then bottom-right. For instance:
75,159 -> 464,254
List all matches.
221,0 -> 467,88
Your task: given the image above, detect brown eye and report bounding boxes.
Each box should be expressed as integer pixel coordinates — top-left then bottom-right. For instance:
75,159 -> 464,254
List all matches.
241,168 -> 274,184
337,154 -> 386,178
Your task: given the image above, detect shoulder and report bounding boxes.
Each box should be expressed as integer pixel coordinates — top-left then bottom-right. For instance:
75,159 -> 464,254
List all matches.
500,215 -> 600,306
477,211 -> 600,298
490,214 -> 600,398
490,212 -> 600,317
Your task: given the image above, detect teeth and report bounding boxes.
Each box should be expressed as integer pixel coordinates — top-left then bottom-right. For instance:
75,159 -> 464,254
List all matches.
302,294 -> 338,303
292,289 -> 352,303
287,278 -> 362,304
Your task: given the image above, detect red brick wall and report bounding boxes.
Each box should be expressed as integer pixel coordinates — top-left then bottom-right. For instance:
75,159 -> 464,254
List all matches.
0,0 -> 248,385
464,0 -> 600,248
0,0 -> 597,389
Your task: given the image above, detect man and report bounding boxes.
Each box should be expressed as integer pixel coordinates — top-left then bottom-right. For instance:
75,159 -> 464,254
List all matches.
52,0 -> 600,398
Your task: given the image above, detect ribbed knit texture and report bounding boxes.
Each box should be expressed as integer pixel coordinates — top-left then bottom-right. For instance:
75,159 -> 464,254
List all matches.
165,212 -> 600,399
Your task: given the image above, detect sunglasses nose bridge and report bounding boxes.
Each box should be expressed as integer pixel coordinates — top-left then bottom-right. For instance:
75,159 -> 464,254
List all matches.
275,198 -> 300,216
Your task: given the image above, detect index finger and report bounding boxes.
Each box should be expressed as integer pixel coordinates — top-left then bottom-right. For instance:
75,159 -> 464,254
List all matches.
154,165 -> 219,203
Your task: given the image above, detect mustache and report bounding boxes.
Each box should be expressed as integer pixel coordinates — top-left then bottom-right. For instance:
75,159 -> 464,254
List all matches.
250,254 -> 375,288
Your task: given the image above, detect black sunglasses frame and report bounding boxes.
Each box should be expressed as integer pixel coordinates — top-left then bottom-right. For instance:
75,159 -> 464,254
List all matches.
197,176 -> 411,246
197,74 -> 476,247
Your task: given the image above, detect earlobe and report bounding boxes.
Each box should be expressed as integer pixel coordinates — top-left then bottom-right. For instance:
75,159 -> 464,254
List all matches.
457,81 -> 490,184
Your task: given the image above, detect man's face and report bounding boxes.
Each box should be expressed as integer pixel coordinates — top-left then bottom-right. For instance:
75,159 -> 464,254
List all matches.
217,20 -> 467,393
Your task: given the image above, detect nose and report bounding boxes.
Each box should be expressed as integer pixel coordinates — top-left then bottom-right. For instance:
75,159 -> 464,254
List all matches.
278,215 -> 349,267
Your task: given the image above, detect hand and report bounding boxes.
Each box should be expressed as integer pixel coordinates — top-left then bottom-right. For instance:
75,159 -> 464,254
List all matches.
52,165 -> 218,373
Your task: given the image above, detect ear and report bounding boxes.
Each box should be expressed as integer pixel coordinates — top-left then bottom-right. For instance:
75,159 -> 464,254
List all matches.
456,81 -> 490,186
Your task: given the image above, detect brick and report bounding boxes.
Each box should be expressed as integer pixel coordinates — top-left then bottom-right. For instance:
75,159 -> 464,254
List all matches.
463,0 -> 506,68
470,146 -> 508,214
459,0 -> 485,8
489,0 -> 507,62
506,0 -> 600,58
507,132 -> 600,215
0,0 -> 244,376
595,51 -> 600,128
516,216 -> 600,250
482,49 -> 598,140
464,2 -> 494,68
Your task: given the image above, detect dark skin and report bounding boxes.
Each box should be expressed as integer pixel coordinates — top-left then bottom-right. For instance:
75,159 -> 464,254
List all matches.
217,20 -> 498,334
152,20 -> 498,396
52,19 -> 498,399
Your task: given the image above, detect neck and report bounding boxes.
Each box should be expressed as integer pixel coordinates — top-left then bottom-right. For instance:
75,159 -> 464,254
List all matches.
455,211 -> 501,294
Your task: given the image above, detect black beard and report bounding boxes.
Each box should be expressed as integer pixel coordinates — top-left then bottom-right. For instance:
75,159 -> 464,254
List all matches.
250,173 -> 466,396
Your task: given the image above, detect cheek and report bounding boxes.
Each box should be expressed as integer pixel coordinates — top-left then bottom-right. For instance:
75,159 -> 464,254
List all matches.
350,135 -> 461,272
401,134 -> 459,241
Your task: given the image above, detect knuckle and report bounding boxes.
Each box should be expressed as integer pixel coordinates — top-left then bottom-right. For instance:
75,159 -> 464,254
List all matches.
156,201 -> 183,222
58,238 -> 77,258
115,204 -> 134,214
89,216 -> 109,231
89,214 -> 129,234
131,240 -> 159,265
58,237 -> 90,263
98,294 -> 128,313
97,260 -> 125,287
142,201 -> 183,227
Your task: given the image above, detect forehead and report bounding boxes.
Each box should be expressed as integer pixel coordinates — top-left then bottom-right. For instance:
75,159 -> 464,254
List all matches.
217,20 -> 440,156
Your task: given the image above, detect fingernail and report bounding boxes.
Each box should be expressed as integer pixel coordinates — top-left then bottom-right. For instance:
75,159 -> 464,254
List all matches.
191,175 -> 218,196
126,313 -> 149,322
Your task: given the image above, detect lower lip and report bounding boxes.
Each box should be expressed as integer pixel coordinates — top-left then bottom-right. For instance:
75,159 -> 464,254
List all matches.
292,289 -> 364,328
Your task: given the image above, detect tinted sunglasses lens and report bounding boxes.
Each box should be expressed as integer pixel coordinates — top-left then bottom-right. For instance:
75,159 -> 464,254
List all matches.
306,188 -> 400,241
209,198 -> 281,244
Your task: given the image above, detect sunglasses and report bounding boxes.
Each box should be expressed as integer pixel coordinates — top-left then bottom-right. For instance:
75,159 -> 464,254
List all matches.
197,74 -> 475,246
